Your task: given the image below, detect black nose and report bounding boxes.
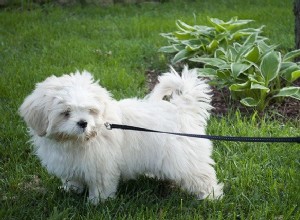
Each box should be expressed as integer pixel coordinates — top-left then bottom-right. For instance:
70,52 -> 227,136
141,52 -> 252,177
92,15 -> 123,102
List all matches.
77,120 -> 88,129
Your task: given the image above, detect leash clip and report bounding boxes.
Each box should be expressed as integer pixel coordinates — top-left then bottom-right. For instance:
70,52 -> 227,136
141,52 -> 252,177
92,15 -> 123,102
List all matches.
104,122 -> 112,130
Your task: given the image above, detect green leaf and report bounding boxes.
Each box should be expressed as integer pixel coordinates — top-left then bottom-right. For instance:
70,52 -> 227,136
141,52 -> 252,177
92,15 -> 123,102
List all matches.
206,39 -> 219,53
248,74 -> 265,84
229,81 -> 250,91
225,17 -> 254,30
173,44 -> 186,51
273,87 -> 300,100
257,41 -> 278,54
260,51 -> 281,84
280,62 -> 297,71
197,68 -> 217,78
280,63 -> 300,82
207,17 -> 226,32
172,49 -> 190,63
215,32 -> 228,42
190,57 -> 227,67
160,33 -> 178,42
182,39 -> 202,46
176,20 -> 196,32
230,28 -> 265,42
186,44 -> 201,52
216,70 -> 231,79
232,43 -> 253,62
182,39 -> 203,51
174,31 -> 192,40
244,46 -> 260,63
214,48 -> 226,59
250,82 -> 270,92
158,45 -> 179,53
208,16 -> 253,32
193,25 -> 215,37
240,97 -> 260,107
240,27 -> 265,35
227,46 -> 238,61
291,70 -> 300,81
242,33 -> 258,46
231,63 -> 251,79
283,49 -> 300,62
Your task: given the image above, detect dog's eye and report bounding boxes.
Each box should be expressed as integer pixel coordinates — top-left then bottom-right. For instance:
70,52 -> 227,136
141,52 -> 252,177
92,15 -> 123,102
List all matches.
62,110 -> 71,118
89,108 -> 99,115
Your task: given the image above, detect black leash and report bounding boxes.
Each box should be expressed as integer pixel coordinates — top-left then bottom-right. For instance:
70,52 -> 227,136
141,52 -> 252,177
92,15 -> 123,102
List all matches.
104,123 -> 300,143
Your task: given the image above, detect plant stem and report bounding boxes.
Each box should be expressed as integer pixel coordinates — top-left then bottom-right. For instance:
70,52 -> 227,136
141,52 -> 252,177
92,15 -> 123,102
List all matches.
258,91 -> 267,111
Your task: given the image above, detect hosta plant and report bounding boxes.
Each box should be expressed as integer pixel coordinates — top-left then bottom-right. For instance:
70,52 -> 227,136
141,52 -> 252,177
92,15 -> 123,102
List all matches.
159,16 -> 265,64
160,16 -> 300,111
192,34 -> 300,111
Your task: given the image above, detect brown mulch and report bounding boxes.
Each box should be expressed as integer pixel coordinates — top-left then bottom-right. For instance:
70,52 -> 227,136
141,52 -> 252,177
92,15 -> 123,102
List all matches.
145,69 -> 300,121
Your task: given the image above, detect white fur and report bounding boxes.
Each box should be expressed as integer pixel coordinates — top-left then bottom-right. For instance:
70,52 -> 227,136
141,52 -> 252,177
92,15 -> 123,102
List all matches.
19,67 -> 223,205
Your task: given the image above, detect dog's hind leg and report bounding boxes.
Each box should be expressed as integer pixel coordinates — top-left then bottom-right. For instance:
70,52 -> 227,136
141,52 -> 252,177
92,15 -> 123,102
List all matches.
179,163 -> 223,200
160,148 -> 223,200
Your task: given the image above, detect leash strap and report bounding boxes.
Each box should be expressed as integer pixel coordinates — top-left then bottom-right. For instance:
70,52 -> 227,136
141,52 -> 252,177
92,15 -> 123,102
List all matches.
104,123 -> 300,143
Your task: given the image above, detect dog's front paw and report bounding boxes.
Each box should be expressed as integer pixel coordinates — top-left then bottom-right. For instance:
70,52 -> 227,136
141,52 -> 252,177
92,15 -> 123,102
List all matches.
88,186 -> 117,205
88,196 -> 101,205
60,179 -> 84,194
87,194 -> 116,205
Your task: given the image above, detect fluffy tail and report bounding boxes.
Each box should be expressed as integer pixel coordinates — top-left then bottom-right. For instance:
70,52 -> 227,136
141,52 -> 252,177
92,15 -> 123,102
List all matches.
148,66 -> 212,128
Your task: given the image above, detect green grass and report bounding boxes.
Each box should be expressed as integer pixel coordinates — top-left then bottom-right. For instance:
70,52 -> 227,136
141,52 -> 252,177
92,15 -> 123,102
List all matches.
0,0 -> 299,219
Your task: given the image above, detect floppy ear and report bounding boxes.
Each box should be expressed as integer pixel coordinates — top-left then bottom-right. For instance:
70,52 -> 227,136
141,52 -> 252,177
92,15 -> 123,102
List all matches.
19,89 -> 50,137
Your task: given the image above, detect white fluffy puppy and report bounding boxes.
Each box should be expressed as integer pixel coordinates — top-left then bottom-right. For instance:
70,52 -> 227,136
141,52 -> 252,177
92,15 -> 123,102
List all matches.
20,66 -> 223,204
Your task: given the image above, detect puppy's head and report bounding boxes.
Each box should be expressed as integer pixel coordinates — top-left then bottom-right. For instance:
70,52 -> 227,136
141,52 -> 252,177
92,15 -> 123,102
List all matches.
19,70 -> 111,142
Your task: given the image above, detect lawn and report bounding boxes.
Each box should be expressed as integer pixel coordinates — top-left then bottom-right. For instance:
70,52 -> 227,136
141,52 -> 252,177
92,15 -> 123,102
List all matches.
0,0 -> 299,219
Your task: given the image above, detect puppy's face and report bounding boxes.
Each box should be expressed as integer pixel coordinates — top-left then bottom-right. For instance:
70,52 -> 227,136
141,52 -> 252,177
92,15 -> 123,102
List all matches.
47,91 -> 102,141
20,71 -> 111,142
